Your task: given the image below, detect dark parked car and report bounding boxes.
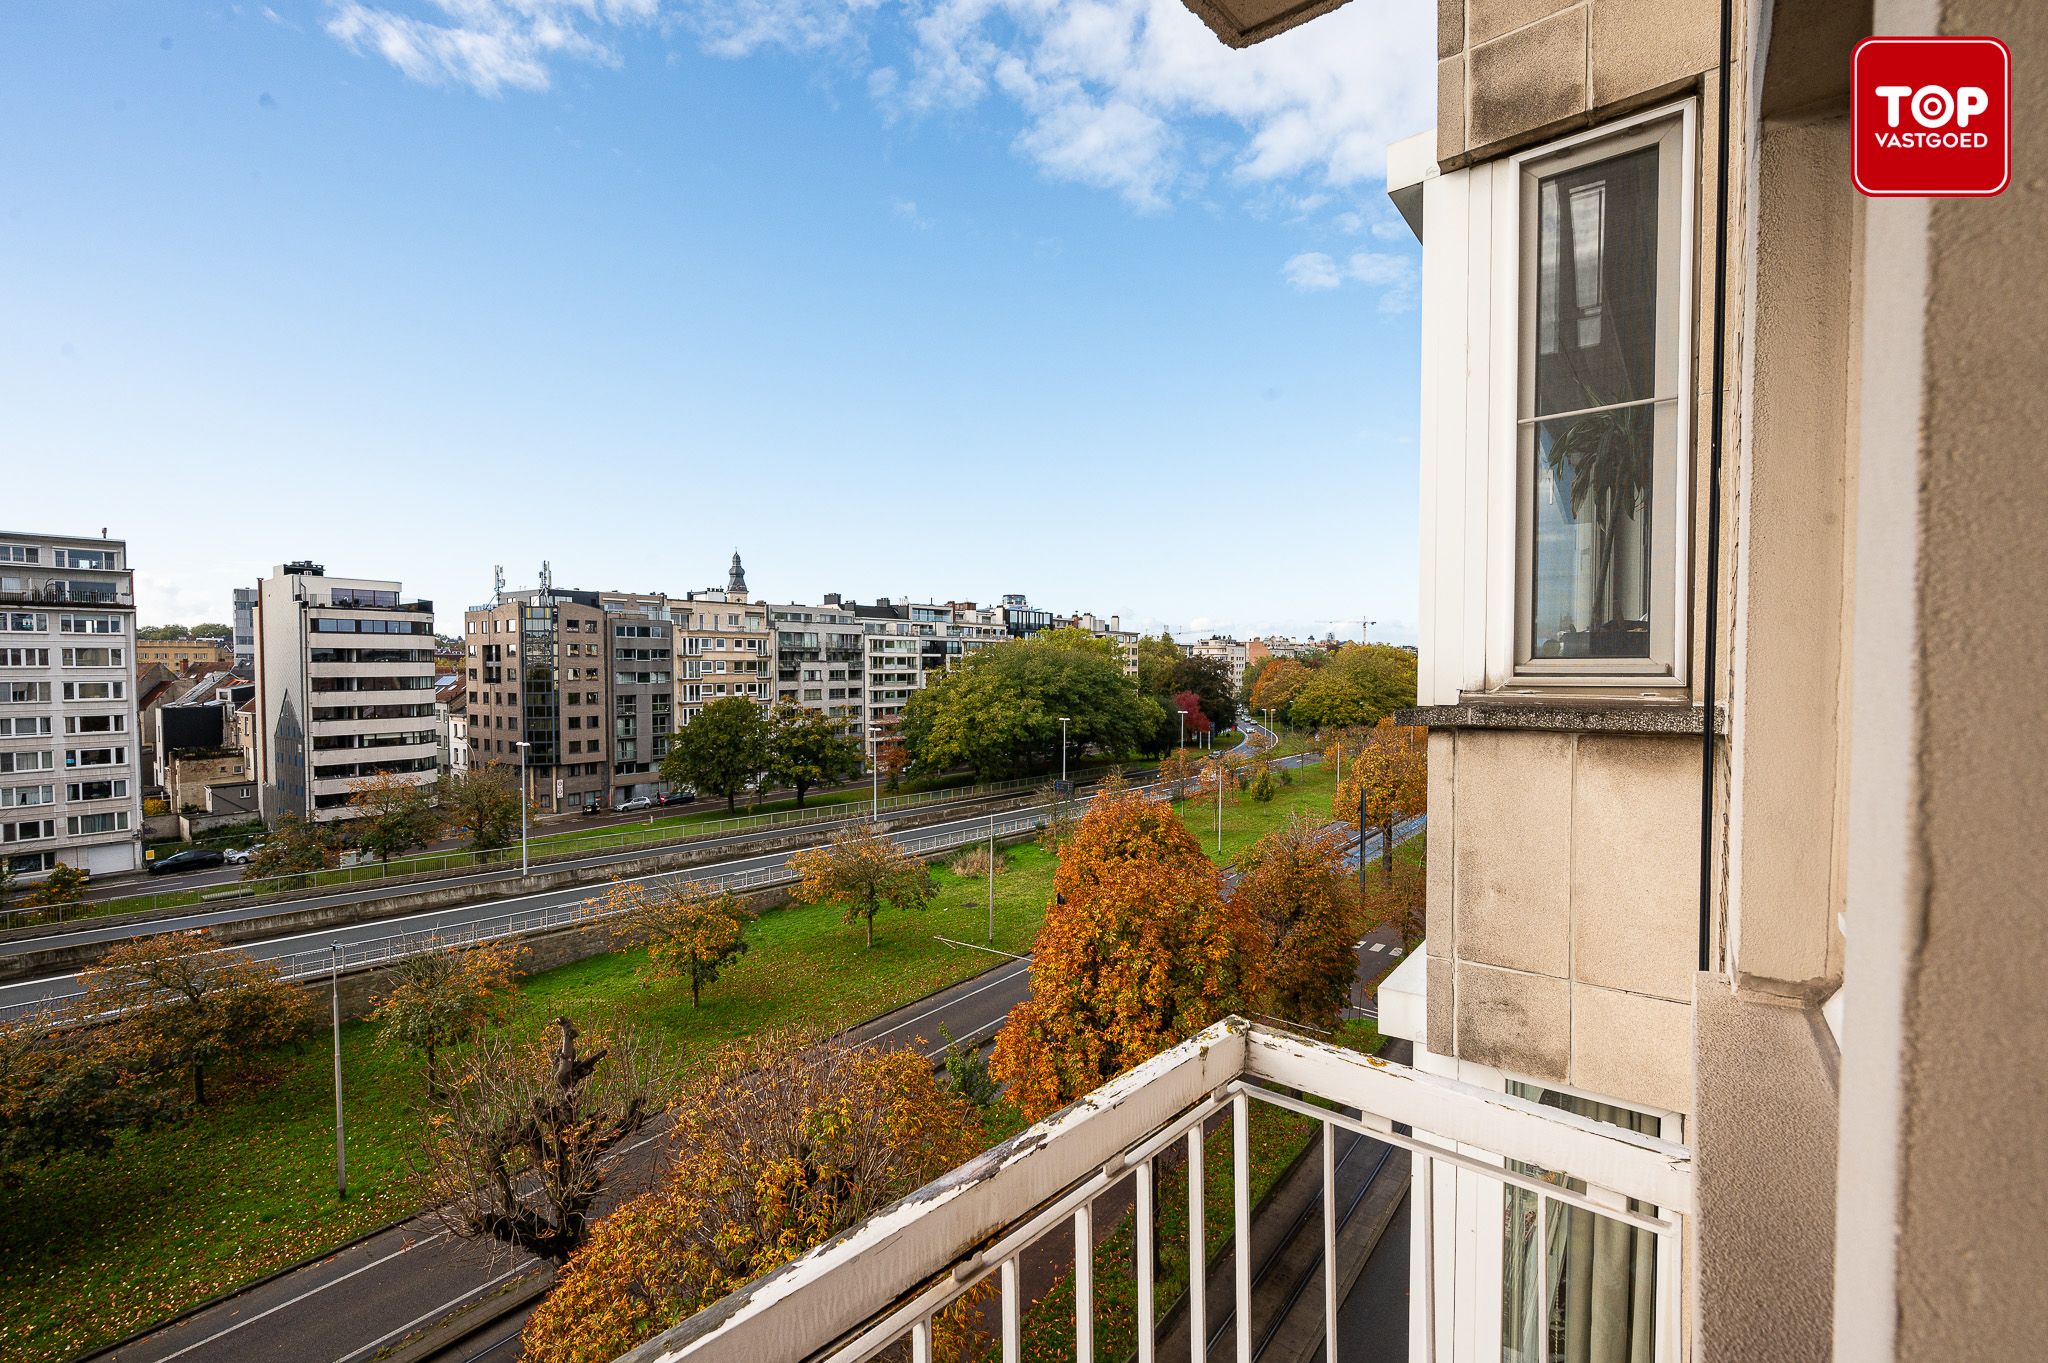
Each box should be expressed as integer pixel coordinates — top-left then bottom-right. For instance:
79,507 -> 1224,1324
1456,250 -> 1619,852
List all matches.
657,790 -> 695,807
147,848 -> 227,876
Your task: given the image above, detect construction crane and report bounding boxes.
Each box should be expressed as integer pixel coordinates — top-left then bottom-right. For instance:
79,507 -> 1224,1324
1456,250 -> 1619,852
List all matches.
1317,617 -> 1376,645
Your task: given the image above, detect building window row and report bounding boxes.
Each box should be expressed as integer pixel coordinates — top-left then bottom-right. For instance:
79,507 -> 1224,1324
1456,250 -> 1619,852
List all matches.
68,811 -> 129,836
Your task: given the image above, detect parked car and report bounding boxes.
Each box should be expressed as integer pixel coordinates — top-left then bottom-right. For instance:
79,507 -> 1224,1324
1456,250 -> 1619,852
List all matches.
615,796 -> 655,813
657,790 -> 695,808
223,843 -> 265,864
579,801 -> 608,817
147,848 -> 227,876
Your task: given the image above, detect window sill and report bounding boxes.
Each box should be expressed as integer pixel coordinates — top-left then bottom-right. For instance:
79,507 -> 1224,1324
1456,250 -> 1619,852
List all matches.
1395,699 -> 1724,736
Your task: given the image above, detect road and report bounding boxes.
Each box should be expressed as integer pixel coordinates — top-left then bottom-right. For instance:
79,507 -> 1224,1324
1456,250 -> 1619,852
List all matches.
0,801 -> 1053,1015
88,955 -> 1037,1363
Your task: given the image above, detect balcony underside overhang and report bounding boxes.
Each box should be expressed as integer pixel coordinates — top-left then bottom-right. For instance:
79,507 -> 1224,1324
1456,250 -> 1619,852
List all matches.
1175,0 -> 1354,48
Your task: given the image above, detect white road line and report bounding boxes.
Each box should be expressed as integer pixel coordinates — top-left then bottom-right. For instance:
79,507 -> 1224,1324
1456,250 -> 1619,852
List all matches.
1369,943 -> 1386,953
324,1262 -> 535,1363
147,1227 -> 456,1363
857,960 -> 1033,1048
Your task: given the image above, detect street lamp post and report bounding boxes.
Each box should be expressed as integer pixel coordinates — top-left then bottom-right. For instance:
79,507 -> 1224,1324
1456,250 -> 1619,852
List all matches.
330,943 -> 347,1200
1178,709 -> 1186,751
1215,753 -> 1224,855
515,740 -> 531,877
987,810 -> 996,946
1059,717 -> 1070,788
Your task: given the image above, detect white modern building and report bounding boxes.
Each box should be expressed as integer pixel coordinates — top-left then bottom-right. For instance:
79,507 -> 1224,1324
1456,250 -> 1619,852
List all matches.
1184,633 -> 1248,692
0,530 -> 143,882
253,562 -> 438,824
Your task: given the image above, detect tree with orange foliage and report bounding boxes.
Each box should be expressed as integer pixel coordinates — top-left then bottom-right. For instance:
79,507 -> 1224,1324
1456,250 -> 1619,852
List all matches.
1234,816 -> 1358,1032
79,930 -> 313,1106
522,1033 -> 984,1363
1333,717 -> 1428,886
990,791 -> 1264,1121
369,939 -> 525,1095
622,880 -> 750,1008
1248,657 -> 1312,719
787,824 -> 937,948
1158,746 -> 1201,802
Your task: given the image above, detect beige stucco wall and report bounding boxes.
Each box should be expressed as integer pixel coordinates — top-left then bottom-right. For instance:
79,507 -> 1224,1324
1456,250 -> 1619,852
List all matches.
1832,2 -> 2048,1359
1725,109 -> 1858,1000
1435,0 -> 1722,166
1426,726 -> 1699,1112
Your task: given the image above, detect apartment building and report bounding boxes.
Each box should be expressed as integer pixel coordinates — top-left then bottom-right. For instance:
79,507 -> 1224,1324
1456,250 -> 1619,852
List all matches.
675,555 -> 774,727
1061,610 -> 1140,677
464,586 -> 610,815
254,563 -> 437,823
597,592 -> 674,804
0,530 -> 142,883
231,586 -> 256,672
1184,632 -> 1248,692
848,598 -> 1009,745
615,3 -> 2048,1361
133,637 -> 232,672
768,594 -> 866,739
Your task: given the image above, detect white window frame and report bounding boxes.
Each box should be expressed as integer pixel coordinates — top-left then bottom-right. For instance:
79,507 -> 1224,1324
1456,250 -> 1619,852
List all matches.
1489,101 -> 1696,690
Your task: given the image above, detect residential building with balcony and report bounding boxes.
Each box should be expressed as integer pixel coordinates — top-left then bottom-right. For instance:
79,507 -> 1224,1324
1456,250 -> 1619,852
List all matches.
0,530 -> 142,882
769,594 -> 867,739
464,586 -> 610,814
675,554 -> 774,728
601,2 -> 2048,1360
1060,610 -> 1140,676
254,563 -> 437,823
1184,632 -> 1249,692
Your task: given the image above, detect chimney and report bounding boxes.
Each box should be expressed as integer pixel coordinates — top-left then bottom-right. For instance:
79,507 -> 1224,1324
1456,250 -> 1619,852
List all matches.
823,592 -> 842,607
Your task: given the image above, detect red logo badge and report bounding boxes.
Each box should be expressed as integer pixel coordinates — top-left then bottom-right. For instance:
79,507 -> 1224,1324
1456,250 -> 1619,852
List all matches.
1852,36 -> 2010,197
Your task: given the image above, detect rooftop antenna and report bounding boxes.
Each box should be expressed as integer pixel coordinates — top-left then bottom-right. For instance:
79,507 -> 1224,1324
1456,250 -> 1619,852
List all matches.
493,564 -> 506,603
539,560 -> 553,595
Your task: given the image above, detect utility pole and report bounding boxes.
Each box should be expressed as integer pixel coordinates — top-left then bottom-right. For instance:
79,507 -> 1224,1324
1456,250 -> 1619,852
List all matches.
1359,782 -> 1370,900
1215,755 -> 1224,855
330,943 -> 347,1200
987,810 -> 996,946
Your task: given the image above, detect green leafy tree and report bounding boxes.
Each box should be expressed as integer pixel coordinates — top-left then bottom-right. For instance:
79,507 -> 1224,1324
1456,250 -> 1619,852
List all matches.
437,762 -> 526,851
245,812 -> 335,882
898,635 -> 1163,779
1134,630 -> 1183,697
662,697 -> 767,813
1167,654 -> 1237,737
763,701 -> 861,808
1290,644 -> 1418,731
345,771 -> 442,864
615,880 -> 751,1008
0,1016 -> 179,1184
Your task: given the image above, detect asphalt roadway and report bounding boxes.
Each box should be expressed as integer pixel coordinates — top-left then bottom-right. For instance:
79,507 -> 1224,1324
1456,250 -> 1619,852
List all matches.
89,954 -> 1037,1363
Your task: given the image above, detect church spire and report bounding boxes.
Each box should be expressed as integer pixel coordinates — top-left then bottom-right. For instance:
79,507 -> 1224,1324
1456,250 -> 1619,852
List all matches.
727,549 -> 748,595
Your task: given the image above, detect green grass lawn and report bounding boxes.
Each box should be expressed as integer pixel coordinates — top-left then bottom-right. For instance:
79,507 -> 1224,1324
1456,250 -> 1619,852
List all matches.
0,770 -> 1364,1363
1167,762 -> 1343,865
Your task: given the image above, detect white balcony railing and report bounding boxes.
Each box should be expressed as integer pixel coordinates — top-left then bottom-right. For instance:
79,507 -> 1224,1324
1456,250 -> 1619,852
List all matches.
622,1017 -> 1693,1363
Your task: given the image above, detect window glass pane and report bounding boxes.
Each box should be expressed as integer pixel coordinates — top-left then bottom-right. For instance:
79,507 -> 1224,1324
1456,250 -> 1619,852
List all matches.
1528,407 -> 1656,659
1533,146 -> 1660,417
1501,1084 -> 1662,1363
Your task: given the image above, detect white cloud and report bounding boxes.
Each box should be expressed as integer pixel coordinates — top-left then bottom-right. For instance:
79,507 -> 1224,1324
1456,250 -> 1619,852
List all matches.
317,0 -> 1435,224
323,0 -> 659,95
892,197 -> 933,228
1283,246 -> 1416,309
1282,251 -> 1340,291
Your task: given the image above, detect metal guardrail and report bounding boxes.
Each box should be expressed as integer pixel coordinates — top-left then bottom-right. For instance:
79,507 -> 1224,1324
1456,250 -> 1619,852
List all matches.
12,771 -> 1096,925
0,756 -> 1328,1026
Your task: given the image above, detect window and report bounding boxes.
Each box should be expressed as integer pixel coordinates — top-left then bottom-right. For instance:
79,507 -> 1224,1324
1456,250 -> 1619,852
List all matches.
67,812 -> 129,835
0,545 -> 38,564
1,612 -> 47,632
63,714 -> 124,735
62,680 -> 121,701
66,747 -> 126,768
0,649 -> 49,668
0,784 -> 53,807
59,614 -> 121,634
66,779 -> 127,802
0,717 -> 52,738
53,548 -> 112,570
60,647 -> 122,668
1,819 -> 54,843
2,682 -> 50,704
1514,111 -> 1690,681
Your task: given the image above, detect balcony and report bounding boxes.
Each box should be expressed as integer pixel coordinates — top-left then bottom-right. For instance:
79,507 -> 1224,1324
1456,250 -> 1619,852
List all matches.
628,1017 -> 1693,1363
0,581 -> 134,608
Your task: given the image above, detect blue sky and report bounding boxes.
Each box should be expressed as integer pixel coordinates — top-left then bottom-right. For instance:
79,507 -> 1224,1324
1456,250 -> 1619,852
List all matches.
0,0 -> 1433,643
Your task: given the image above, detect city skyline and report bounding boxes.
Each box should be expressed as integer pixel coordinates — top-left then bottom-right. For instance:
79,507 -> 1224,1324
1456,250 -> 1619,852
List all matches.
0,0 -> 1434,647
